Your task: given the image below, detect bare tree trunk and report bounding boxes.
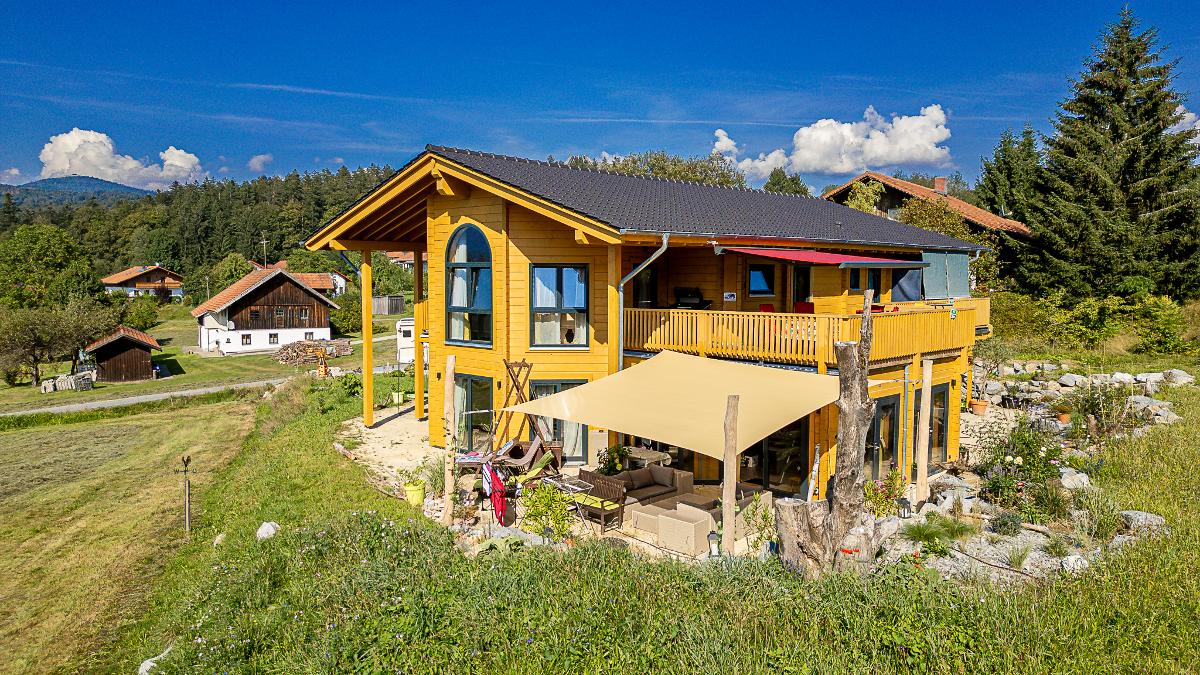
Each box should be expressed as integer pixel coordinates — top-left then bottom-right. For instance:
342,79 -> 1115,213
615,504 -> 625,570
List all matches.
777,291 -> 876,576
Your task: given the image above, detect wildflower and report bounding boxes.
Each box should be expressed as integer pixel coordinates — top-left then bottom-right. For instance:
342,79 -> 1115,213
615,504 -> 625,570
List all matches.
1039,449 -> 1046,458
1050,459 -> 1059,466
1004,455 -> 1014,463
1015,456 -> 1024,466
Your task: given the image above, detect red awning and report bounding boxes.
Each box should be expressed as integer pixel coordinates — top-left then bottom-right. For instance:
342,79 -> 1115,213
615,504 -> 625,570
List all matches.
725,247 -> 927,268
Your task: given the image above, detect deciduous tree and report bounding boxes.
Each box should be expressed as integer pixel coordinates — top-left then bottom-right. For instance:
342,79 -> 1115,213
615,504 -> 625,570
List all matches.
763,168 -> 812,196
564,151 -> 746,188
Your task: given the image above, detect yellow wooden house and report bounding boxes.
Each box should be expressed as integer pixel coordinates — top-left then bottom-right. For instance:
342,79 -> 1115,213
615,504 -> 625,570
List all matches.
305,145 -> 989,498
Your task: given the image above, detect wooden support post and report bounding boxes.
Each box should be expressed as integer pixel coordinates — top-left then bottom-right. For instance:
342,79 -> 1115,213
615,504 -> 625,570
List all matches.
413,252 -> 426,418
442,355 -> 457,525
915,357 -> 933,503
607,244 -> 622,447
360,250 -> 375,427
721,394 -> 739,556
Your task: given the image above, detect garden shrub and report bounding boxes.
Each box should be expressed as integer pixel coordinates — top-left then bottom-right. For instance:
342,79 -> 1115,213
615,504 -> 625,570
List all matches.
863,469 -> 906,517
521,481 -> 573,541
1073,487 -> 1122,541
1050,291 -> 1126,349
1042,534 -> 1071,558
1065,382 -> 1134,441
989,292 -> 1057,348
979,415 -> 1066,511
900,514 -> 975,557
991,511 -> 1023,536
596,445 -> 630,475
1132,295 -> 1194,355
122,295 -> 160,331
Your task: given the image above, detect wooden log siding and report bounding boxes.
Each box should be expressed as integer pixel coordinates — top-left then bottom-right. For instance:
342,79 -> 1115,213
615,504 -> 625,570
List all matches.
227,275 -> 330,330
93,341 -> 153,382
624,307 -> 975,367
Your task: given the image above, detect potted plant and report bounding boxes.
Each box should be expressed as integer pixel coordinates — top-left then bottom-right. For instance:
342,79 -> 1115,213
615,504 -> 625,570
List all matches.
1052,400 -> 1073,424
398,467 -> 426,507
970,338 -> 1013,416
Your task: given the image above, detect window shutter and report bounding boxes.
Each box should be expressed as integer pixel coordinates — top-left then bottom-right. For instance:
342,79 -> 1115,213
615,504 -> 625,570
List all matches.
921,252 -> 949,299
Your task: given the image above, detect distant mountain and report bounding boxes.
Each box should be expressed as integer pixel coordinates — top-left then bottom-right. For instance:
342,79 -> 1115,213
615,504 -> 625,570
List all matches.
1,175 -> 151,207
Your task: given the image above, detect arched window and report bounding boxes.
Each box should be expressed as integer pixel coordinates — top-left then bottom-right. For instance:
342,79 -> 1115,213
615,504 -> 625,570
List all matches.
445,225 -> 492,345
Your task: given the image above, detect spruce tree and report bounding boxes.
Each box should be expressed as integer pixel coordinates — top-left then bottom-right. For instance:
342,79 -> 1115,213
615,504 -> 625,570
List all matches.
976,125 -> 1041,226
1016,9 -> 1200,298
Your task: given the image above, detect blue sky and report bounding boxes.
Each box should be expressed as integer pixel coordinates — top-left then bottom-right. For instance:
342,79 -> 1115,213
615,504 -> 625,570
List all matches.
2,1 -> 1198,190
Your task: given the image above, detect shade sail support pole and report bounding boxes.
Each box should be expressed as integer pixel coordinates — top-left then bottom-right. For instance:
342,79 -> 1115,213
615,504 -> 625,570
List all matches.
721,394 -> 739,556
915,357 -> 933,503
442,355 -> 457,526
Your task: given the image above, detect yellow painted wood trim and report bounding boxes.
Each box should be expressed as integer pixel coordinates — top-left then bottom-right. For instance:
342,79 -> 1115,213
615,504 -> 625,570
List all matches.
306,156 -> 437,250
433,162 -> 622,245
360,250 -> 374,427
331,240 -> 427,252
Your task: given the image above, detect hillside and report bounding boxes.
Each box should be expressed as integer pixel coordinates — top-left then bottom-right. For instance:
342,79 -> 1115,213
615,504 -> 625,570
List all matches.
0,175 -> 151,207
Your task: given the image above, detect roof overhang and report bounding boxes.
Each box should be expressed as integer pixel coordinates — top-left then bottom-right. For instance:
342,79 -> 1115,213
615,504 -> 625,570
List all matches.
192,269 -> 339,318
722,247 -> 929,268
305,150 -> 622,252
504,351 -> 841,460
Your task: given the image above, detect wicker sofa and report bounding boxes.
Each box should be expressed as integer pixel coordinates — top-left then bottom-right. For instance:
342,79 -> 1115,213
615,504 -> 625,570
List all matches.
578,465 -> 694,507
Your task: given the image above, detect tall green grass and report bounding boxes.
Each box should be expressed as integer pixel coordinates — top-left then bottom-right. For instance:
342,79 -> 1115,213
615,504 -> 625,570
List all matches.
0,388 -> 262,432
99,381 -> 1200,673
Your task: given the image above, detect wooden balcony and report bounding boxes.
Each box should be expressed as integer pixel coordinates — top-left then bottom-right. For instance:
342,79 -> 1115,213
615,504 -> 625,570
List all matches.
624,305 -> 980,369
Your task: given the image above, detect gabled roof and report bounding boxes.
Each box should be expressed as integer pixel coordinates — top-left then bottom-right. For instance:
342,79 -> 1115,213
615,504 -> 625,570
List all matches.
821,172 -> 1031,236
190,268 -> 339,318
100,265 -> 182,285
292,272 -> 336,290
84,325 -> 162,353
425,147 -> 983,251
306,145 -> 984,253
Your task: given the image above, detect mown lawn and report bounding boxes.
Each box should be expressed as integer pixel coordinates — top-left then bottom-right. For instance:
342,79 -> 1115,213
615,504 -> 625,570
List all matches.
90,374 -> 1200,673
0,305 -> 362,414
0,397 -> 258,674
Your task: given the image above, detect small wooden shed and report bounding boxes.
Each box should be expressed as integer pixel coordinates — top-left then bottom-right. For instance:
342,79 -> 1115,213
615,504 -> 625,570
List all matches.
84,325 -> 162,383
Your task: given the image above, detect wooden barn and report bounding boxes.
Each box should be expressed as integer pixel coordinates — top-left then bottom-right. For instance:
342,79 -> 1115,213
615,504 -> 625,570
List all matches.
84,325 -> 162,382
191,269 -> 339,354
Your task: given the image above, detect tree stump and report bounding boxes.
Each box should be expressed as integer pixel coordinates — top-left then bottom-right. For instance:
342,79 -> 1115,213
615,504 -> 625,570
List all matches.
777,291 -> 877,576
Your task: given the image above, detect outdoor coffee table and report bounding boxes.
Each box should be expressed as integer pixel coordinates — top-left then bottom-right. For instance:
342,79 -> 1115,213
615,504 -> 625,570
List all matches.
542,474 -> 596,533
675,492 -> 718,511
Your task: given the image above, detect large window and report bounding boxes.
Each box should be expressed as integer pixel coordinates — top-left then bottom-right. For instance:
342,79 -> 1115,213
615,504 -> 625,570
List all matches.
748,263 -> 776,297
453,374 -> 493,452
446,225 -> 492,345
531,380 -> 587,464
531,265 -> 588,347
914,383 -> 950,479
866,395 -> 901,481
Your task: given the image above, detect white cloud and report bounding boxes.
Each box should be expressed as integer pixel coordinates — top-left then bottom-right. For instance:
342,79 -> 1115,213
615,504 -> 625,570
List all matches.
218,166 -> 231,174
714,104 -> 953,178
1169,105 -> 1200,144
2,167 -> 20,182
38,128 -> 204,189
331,156 -> 344,165
712,129 -> 739,157
247,153 -> 273,172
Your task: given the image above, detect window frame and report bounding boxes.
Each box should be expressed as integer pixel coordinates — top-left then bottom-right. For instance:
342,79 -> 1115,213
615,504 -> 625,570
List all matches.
747,262 -> 777,297
269,333 -> 279,345
444,224 -> 493,348
529,263 -> 590,349
529,379 -> 589,464
453,373 -> 494,452
849,268 -> 862,291
249,309 -> 261,320
304,331 -> 314,341
241,334 -> 252,346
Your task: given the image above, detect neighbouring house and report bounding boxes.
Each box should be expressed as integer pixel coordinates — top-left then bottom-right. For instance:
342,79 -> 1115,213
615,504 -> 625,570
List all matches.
84,325 -> 162,382
191,268 -> 338,354
822,172 -> 1032,236
305,145 -> 991,499
100,264 -> 185,301
252,260 -> 349,297
386,250 -> 417,270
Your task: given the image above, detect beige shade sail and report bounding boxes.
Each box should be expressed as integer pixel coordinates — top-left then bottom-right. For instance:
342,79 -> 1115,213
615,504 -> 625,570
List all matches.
504,351 -> 842,460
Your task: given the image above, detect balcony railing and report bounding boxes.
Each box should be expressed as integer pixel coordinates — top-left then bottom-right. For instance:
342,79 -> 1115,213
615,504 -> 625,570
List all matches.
624,306 -> 978,368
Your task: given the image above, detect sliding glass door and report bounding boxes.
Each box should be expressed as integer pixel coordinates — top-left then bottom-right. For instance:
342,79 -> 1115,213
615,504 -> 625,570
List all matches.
453,374 -> 493,452
530,380 -> 587,465
866,395 -> 900,481
913,383 -> 950,479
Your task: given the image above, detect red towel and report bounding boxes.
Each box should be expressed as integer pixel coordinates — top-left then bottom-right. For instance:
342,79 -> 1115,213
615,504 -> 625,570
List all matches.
489,468 -> 507,524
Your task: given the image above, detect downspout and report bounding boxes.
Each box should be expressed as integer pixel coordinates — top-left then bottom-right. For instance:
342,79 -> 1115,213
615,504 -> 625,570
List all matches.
617,233 -> 670,371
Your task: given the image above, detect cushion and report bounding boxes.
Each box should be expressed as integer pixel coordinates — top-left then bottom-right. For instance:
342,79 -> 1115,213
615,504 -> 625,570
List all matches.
610,471 -> 634,489
630,467 -> 655,489
626,484 -> 674,504
576,494 -> 620,511
648,464 -> 674,487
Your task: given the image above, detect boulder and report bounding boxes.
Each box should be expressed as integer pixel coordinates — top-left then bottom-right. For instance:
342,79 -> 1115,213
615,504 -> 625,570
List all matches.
256,521 -> 281,541
1128,395 -> 1171,413
1059,468 -> 1091,490
984,381 -> 1004,395
1164,369 -> 1195,386
1154,410 -> 1182,425
1010,362 -> 1025,374
1120,510 -> 1166,534
1108,534 -> 1137,551
1110,372 -> 1136,384
1135,372 -> 1165,384
875,516 -> 902,543
139,646 -> 173,675
1041,390 -> 1063,402
1043,363 -> 1060,373
1058,374 -> 1087,387
1089,373 -> 1111,384
1061,554 -> 1090,573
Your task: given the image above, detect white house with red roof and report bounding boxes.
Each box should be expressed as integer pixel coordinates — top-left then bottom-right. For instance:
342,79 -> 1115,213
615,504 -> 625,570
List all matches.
191,269 -> 338,354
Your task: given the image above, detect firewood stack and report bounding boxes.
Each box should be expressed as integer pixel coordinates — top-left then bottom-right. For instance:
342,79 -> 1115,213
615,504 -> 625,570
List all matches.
272,339 -> 353,366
